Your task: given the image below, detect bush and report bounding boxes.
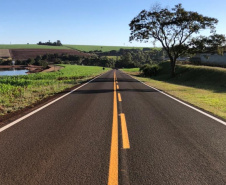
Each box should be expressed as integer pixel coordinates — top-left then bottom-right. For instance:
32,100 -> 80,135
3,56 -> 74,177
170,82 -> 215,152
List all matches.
38,60 -> 49,69
140,64 -> 161,77
190,57 -> 201,65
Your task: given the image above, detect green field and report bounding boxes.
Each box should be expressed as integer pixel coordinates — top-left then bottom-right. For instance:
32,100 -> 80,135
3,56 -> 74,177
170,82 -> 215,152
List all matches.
0,44 -> 161,52
121,63 -> 226,120
0,65 -> 110,115
64,45 -> 156,52
0,44 -> 70,50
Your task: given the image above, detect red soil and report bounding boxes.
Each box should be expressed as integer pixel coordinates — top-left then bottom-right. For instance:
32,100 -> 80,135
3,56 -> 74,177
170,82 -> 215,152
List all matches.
10,49 -> 91,60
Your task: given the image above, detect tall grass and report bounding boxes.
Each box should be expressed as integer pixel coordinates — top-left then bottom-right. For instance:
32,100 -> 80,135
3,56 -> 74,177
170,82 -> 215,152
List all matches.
0,65 -> 110,115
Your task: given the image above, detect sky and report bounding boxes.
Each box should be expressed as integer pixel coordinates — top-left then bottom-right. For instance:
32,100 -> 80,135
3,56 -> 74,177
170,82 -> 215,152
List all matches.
0,0 -> 226,47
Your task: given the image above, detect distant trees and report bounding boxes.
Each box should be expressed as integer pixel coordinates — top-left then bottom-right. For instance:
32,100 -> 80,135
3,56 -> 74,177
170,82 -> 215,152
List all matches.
37,40 -> 62,46
2,47 -> 166,69
115,49 -> 162,68
82,56 -> 115,67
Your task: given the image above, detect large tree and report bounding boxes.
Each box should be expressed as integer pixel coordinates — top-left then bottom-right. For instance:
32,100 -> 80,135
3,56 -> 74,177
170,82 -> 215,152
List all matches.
129,4 -> 225,77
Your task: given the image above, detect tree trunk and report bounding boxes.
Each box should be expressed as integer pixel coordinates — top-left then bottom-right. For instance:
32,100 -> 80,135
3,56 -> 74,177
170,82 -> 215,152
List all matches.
170,59 -> 176,77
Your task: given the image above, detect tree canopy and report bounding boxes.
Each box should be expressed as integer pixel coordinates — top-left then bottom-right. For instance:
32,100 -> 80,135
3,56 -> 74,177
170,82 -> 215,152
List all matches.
129,4 -> 226,76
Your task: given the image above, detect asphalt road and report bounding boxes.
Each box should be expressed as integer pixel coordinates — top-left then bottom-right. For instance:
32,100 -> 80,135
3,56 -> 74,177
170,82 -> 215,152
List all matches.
0,69 -> 226,185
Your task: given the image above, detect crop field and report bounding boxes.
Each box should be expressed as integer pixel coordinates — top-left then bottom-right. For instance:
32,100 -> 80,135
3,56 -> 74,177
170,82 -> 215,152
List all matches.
0,49 -> 11,58
0,44 -> 161,52
0,65 -> 110,115
10,49 -> 92,60
0,44 -> 70,50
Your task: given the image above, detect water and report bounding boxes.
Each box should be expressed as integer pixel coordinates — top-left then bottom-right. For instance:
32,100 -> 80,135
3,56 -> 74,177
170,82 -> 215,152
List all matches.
0,68 -> 28,76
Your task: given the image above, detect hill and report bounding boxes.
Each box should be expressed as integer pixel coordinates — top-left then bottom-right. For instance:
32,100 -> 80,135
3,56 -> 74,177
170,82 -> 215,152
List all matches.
0,44 -> 70,50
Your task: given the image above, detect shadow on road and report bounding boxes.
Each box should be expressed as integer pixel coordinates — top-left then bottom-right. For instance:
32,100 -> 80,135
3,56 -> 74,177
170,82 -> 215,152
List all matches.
118,88 -> 157,93
73,89 -> 113,94
91,77 -> 139,83
72,88 -> 157,95
90,78 -> 114,83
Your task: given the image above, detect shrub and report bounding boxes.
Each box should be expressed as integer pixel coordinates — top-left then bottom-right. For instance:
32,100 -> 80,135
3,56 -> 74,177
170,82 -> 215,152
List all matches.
140,64 -> 161,77
190,57 -> 201,65
38,60 -> 49,69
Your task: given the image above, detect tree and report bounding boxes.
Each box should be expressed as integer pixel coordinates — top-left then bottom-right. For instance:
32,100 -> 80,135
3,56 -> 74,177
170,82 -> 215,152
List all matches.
56,40 -> 62,46
189,34 -> 226,55
120,52 -> 134,68
129,4 -> 225,77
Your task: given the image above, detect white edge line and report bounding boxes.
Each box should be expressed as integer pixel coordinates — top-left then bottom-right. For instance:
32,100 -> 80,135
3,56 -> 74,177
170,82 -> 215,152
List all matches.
0,71 -> 111,133
121,71 -> 226,126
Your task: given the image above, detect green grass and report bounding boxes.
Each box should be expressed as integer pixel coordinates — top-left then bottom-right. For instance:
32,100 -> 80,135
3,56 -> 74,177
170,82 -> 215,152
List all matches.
0,44 -> 70,50
121,68 -> 140,72
121,63 -> 226,120
0,65 -> 110,115
106,56 -> 118,60
64,45 -> 160,52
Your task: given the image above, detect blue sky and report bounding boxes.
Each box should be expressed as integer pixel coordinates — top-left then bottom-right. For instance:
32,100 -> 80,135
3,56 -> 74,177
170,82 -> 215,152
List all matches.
0,0 -> 225,47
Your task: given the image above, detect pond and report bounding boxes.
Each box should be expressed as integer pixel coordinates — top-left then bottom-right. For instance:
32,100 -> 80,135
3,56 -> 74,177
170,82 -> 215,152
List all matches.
0,68 -> 29,76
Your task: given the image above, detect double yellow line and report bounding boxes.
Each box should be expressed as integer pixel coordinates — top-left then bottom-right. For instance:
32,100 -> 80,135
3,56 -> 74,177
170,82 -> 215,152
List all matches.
108,71 -> 119,185
108,71 -> 130,185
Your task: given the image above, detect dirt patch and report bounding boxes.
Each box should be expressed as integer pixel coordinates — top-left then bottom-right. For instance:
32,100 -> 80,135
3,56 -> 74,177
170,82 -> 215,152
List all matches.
26,65 -> 44,73
10,49 -> 92,60
42,65 -> 64,72
0,49 -> 11,58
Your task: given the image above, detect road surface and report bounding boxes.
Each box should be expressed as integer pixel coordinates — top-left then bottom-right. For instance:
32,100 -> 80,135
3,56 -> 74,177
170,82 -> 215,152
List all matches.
0,70 -> 226,185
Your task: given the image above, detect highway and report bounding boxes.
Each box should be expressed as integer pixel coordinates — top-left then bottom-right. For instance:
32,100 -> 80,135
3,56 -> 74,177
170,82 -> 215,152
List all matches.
0,70 -> 226,185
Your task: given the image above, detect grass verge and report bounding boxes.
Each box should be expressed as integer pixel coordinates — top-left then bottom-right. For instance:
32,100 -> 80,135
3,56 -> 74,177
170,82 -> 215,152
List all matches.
0,65 -> 110,116
121,63 -> 226,120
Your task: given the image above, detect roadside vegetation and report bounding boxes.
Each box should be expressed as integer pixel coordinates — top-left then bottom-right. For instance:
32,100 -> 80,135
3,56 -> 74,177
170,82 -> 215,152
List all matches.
0,65 -> 109,116
122,62 -> 226,120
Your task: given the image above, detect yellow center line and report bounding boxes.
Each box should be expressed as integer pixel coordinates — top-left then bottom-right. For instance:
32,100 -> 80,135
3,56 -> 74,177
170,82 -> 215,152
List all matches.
120,113 -> 130,149
118,93 -> 122,102
117,85 -> 119,89
108,71 -> 118,185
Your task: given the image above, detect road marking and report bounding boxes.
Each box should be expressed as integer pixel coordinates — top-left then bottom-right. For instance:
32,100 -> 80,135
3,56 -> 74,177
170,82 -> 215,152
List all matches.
118,93 -> 122,102
0,71 -> 111,133
108,71 -> 118,185
123,71 -> 226,126
120,113 -> 130,149
117,85 -> 119,89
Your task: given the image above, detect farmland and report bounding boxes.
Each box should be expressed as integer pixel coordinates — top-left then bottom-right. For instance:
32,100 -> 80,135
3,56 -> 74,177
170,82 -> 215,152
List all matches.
0,65 -> 110,116
0,44 -> 70,50
0,44 -> 151,52
64,45 -> 157,52
0,49 -> 11,58
10,49 -> 92,60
